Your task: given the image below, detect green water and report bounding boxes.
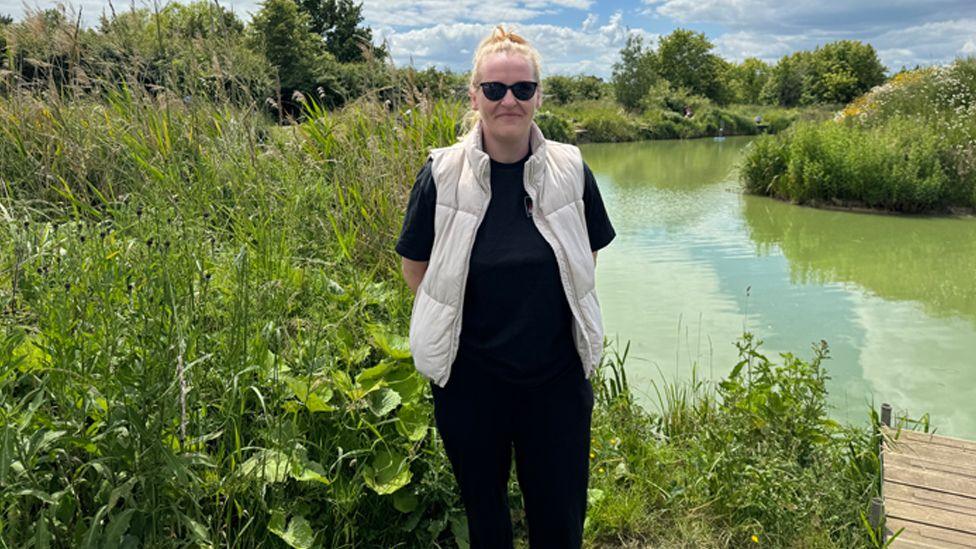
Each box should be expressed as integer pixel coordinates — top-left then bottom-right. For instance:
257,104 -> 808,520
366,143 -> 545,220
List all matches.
583,137 -> 976,439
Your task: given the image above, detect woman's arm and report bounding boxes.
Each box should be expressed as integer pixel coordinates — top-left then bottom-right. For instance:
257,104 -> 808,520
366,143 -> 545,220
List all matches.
402,257 -> 429,294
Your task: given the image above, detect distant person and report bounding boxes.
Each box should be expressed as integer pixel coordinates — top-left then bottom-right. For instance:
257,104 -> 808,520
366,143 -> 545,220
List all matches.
684,105 -> 693,118
755,114 -> 763,124
395,25 -> 616,548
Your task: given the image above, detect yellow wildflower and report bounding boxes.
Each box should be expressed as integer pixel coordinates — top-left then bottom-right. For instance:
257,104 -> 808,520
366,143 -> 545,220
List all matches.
751,534 -> 759,543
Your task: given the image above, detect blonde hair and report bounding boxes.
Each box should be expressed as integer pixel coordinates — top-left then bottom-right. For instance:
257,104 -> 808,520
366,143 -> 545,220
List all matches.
461,26 -> 543,135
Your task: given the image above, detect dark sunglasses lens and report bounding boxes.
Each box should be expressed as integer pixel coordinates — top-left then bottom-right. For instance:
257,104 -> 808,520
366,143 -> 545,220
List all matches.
482,82 -> 507,101
512,82 -> 537,100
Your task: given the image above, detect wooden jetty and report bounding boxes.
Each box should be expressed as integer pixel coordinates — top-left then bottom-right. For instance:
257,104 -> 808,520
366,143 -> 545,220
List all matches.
874,403 -> 976,547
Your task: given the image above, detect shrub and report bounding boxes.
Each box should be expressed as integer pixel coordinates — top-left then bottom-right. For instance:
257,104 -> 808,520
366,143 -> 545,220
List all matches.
535,110 -> 575,143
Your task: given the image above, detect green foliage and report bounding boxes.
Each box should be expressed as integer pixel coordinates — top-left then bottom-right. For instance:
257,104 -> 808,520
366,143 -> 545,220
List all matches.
248,0 -> 328,91
744,58 -> 976,212
728,57 -> 771,104
543,74 -> 606,104
0,87 -> 471,546
612,34 -> 658,111
760,52 -> 808,107
586,334 -> 882,547
656,28 -> 730,104
535,110 -> 575,142
296,0 -> 381,63
3,3 -> 272,102
760,41 -> 886,107
807,41 -> 886,104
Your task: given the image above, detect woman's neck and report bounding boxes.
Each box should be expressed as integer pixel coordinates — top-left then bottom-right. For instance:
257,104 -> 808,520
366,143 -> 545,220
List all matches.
482,130 -> 531,164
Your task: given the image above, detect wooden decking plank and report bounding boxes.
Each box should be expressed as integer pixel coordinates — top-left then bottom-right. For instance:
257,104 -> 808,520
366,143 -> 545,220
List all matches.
886,482 -> 976,514
885,497 -> 976,534
884,451 -> 976,480
886,517 -> 976,547
886,436 -> 976,468
890,536 -> 954,548
884,428 -> 976,453
884,466 -> 976,501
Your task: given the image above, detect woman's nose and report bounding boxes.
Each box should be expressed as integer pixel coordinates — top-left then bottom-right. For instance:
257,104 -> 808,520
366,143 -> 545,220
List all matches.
500,89 -> 518,106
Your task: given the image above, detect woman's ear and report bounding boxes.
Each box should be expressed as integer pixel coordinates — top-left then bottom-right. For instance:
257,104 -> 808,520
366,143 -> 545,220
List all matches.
468,87 -> 478,111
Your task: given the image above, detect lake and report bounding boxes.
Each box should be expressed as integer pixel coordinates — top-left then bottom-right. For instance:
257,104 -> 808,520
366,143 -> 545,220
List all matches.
583,136 -> 976,439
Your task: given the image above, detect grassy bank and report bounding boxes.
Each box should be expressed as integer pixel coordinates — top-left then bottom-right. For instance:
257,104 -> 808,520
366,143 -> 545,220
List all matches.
1,83 -> 891,547
534,98 -> 834,143
740,57 -> 976,213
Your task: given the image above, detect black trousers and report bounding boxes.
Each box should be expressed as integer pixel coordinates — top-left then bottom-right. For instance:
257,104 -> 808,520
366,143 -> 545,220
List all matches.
430,360 -> 594,549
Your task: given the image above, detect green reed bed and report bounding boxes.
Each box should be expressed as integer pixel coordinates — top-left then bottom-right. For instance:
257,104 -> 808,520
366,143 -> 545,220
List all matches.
2,86 -> 887,547
741,57 -> 976,213
536,99 -> 824,144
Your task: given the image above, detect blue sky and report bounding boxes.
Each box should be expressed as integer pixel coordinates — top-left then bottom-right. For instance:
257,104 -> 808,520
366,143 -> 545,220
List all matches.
3,0 -> 975,78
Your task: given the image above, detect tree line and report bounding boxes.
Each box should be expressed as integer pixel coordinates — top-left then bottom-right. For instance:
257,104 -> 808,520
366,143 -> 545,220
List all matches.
1,6 -> 888,116
610,29 -> 888,111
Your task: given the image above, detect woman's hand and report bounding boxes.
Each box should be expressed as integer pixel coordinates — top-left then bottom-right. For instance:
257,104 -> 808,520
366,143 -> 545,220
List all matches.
401,257 -> 429,295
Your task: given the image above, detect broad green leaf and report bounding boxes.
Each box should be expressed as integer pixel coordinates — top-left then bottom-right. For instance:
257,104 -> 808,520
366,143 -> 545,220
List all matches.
368,326 -> 412,360
363,450 -> 412,495
396,404 -> 429,442
239,450 -> 290,483
392,488 -> 418,513
183,515 -> 212,547
450,515 -> 470,549
284,376 -> 334,412
385,365 -> 426,403
269,514 -> 315,549
356,360 -> 394,390
104,509 -> 135,548
587,488 -> 605,507
367,388 -> 401,417
290,459 -> 330,485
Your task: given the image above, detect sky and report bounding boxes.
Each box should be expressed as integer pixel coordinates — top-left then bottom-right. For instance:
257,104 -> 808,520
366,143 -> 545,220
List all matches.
3,0 -> 975,78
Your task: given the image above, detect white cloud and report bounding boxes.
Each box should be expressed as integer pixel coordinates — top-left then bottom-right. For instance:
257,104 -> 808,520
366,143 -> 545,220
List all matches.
385,21 -> 656,78
962,40 -> 976,56
361,0 -> 589,28
711,16 -> 976,70
581,12 -> 598,32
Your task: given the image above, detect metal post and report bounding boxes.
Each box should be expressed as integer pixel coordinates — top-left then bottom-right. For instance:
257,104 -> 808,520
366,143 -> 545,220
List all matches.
870,497 -> 885,540
881,403 -> 892,427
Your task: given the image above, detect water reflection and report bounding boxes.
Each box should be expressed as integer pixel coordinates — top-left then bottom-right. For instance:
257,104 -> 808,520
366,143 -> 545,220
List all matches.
583,137 -> 976,438
742,197 -> 976,326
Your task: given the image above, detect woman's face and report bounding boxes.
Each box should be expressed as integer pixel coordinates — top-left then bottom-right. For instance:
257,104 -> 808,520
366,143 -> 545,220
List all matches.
469,52 -> 542,145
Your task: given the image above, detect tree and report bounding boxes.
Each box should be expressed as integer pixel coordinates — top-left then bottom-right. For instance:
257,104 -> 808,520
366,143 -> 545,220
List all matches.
295,0 -> 379,63
761,52 -> 809,107
543,74 -> 605,104
728,57 -> 770,104
612,34 -> 658,111
0,13 -> 13,25
808,40 -> 886,103
248,0 -> 326,91
655,28 -> 729,103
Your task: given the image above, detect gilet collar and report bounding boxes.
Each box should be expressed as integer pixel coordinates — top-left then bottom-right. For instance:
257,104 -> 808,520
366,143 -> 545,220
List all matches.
463,120 -> 548,190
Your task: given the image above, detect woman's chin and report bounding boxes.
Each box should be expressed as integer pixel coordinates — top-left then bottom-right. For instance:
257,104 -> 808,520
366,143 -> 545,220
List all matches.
487,121 -> 530,141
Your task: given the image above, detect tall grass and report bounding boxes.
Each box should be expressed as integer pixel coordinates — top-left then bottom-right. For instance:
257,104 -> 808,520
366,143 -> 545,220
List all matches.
0,76 -> 469,546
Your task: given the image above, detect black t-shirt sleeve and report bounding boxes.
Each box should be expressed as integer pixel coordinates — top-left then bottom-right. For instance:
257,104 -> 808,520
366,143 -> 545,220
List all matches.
582,162 -> 616,252
395,159 -> 437,261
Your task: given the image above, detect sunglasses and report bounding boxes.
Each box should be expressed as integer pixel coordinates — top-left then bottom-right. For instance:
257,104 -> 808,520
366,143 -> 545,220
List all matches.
479,81 -> 539,101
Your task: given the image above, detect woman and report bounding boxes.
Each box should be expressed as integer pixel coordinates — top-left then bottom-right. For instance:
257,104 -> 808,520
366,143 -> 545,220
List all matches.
395,26 -> 615,548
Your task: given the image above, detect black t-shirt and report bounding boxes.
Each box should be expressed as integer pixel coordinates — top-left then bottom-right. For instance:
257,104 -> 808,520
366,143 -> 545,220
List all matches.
396,152 -> 616,386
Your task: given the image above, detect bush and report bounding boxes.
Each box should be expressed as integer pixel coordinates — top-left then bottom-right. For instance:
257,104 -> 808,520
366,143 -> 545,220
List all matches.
535,110 -> 575,143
